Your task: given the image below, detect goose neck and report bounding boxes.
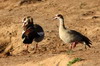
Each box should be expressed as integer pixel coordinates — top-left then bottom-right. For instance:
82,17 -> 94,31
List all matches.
59,18 -> 66,29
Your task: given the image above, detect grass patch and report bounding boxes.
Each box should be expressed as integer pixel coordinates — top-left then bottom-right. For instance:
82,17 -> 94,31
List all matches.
67,58 -> 83,66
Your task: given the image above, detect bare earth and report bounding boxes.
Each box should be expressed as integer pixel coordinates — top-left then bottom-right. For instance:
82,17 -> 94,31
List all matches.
0,0 -> 100,66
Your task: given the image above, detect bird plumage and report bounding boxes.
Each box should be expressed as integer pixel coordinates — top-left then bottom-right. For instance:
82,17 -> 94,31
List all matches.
22,24 -> 40,44
22,16 -> 44,44
54,14 -> 92,49
67,30 -> 91,47
21,16 -> 44,52
33,24 -> 44,42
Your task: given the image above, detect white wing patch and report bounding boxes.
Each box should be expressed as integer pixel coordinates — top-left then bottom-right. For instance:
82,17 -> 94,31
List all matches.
22,31 -> 25,34
22,37 -> 25,42
37,32 -> 44,36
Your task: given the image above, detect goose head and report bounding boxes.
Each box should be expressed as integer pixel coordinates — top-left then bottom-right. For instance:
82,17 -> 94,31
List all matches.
54,14 -> 66,29
22,16 -> 34,27
54,14 -> 64,20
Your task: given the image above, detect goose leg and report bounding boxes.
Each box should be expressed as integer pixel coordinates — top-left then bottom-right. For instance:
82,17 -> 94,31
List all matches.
26,45 -> 28,50
72,42 -> 77,49
71,42 -> 78,49
70,44 -> 73,50
34,43 -> 38,53
69,43 -> 76,50
36,43 -> 38,50
25,44 -> 30,53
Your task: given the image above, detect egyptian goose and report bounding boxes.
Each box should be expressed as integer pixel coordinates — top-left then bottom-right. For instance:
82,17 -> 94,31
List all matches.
22,16 -> 44,52
54,14 -> 92,49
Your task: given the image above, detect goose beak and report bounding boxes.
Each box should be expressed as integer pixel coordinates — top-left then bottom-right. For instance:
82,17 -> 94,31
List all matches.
53,16 -> 57,20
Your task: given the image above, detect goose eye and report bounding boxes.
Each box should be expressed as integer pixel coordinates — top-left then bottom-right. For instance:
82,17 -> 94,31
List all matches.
24,22 -> 28,26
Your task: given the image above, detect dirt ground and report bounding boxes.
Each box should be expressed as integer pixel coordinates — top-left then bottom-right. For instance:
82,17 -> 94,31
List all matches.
0,0 -> 100,66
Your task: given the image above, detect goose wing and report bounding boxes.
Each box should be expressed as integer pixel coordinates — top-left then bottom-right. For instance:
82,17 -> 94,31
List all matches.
67,30 -> 86,41
34,24 -> 44,42
68,30 -> 91,45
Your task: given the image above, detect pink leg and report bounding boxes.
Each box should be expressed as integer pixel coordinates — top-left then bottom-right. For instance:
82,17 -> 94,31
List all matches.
69,44 -> 73,50
72,42 -> 76,48
71,42 -> 78,49
36,43 -> 38,49
34,43 -> 38,53
25,44 -> 29,51
27,45 -> 29,51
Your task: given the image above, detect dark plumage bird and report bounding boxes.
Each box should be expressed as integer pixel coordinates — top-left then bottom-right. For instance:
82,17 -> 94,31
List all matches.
54,14 -> 92,49
22,16 -> 44,52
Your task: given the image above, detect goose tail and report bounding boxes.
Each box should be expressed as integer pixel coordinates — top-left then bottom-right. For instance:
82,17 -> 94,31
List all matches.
82,36 -> 92,48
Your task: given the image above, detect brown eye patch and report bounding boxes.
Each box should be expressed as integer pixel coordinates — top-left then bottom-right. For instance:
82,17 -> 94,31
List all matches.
57,14 -> 63,19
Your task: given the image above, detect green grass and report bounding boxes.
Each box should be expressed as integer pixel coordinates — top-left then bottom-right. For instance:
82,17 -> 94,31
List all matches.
67,58 -> 83,66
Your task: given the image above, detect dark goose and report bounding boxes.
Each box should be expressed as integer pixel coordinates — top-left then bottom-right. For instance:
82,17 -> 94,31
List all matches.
22,16 -> 44,51
22,24 -> 44,44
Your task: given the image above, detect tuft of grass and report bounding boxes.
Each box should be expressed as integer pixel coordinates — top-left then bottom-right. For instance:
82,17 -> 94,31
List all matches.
67,58 -> 83,66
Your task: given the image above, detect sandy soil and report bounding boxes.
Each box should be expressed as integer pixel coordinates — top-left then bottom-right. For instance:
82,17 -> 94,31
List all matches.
0,0 -> 100,66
